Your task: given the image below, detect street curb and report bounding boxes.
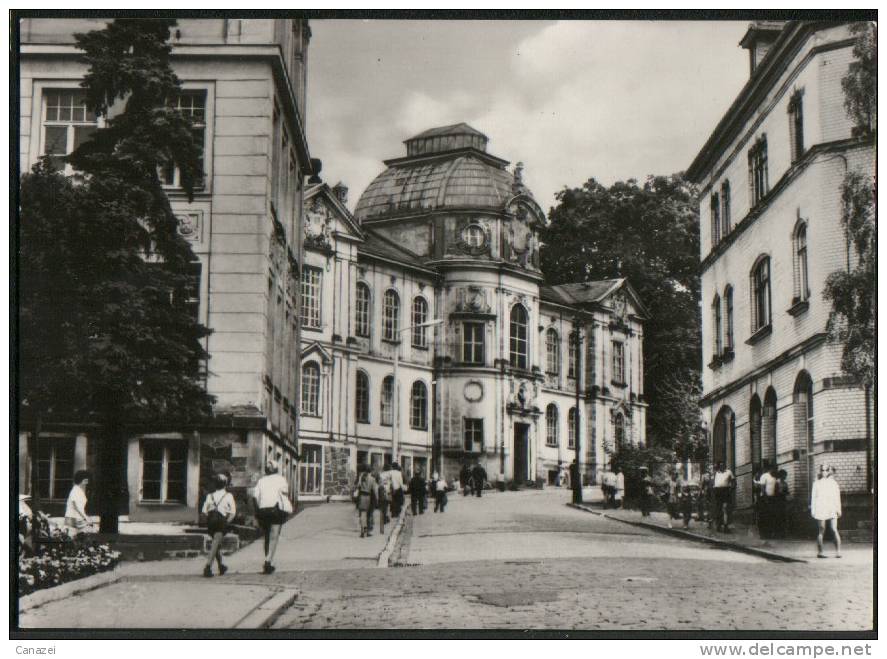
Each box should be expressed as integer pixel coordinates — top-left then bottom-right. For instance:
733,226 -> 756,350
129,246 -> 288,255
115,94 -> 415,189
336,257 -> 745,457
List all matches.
19,570 -> 124,613
233,589 -> 299,629
568,503 -> 807,564
377,509 -> 406,568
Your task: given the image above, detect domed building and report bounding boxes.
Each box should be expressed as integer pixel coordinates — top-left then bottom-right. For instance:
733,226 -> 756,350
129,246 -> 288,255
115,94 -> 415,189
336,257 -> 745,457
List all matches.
296,123 -> 648,500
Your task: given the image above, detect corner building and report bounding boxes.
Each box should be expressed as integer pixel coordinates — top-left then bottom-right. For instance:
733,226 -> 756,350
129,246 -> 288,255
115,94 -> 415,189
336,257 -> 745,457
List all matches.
298,124 -> 648,498
687,22 -> 874,530
18,18 -> 314,521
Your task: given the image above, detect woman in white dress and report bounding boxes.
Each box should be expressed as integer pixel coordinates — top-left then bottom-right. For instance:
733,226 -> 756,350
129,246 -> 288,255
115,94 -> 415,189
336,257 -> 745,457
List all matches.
810,465 -> 842,558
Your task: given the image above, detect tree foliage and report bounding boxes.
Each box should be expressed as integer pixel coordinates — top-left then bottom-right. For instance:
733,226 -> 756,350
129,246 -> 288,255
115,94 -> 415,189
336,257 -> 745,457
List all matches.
19,19 -> 213,530
841,21 -> 876,138
540,174 -> 704,452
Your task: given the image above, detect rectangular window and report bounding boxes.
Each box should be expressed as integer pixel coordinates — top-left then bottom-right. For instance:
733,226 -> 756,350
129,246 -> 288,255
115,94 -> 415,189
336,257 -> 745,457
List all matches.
710,192 -> 721,246
36,437 -> 75,500
463,418 -> 484,453
140,440 -> 187,503
752,258 -> 771,331
298,444 -> 322,495
161,91 -> 207,188
748,135 -> 769,207
381,377 -> 394,426
788,91 -> 805,163
300,267 -> 322,328
612,341 -> 625,384
721,180 -> 731,236
568,408 -> 578,449
41,90 -> 98,173
462,322 -> 485,364
568,333 -> 579,379
355,283 -> 370,338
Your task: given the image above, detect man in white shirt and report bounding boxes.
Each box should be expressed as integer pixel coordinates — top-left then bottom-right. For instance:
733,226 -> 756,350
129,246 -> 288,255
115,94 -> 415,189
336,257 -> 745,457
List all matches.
754,467 -> 779,538
389,463 -> 405,517
253,460 -> 289,574
712,463 -> 735,532
64,470 -> 92,538
811,465 -> 842,558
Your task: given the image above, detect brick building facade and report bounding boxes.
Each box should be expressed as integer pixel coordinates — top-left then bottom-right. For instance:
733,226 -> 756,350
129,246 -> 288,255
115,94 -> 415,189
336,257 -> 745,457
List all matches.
687,21 -> 874,530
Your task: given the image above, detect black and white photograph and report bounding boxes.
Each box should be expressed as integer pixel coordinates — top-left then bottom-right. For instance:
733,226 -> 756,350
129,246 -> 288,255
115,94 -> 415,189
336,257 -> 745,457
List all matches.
10,9 -> 876,640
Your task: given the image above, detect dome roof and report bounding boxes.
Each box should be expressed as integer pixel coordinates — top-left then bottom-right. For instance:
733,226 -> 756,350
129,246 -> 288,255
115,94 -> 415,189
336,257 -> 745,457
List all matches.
354,123 -> 528,222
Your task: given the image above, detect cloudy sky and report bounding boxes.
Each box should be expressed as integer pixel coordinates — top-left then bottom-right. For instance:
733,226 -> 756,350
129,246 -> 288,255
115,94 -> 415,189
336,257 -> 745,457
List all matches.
307,20 -> 751,212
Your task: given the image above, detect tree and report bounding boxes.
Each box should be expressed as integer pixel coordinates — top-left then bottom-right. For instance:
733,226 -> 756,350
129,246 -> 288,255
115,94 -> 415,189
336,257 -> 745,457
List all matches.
541,174 -> 703,452
19,19 -> 213,533
822,21 -> 877,389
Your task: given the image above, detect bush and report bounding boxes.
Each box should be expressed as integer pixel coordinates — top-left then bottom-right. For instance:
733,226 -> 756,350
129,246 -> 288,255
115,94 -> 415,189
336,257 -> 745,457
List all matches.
18,533 -> 121,596
610,443 -> 677,507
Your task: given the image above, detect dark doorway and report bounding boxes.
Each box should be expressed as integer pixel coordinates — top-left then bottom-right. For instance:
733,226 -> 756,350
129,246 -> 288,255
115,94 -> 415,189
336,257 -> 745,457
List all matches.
513,423 -> 529,482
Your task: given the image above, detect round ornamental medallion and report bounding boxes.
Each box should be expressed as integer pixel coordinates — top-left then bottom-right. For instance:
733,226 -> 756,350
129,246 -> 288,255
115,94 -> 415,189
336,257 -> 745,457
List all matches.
458,223 -> 488,255
464,381 -> 484,402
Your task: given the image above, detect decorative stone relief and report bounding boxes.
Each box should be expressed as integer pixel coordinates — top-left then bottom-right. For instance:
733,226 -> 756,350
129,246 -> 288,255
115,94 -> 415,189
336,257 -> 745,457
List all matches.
456,286 -> 491,314
304,197 -> 333,249
176,212 -> 202,241
463,381 -> 484,403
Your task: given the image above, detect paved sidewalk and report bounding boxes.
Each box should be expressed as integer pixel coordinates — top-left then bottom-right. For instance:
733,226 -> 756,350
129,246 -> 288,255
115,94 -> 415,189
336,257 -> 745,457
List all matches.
574,502 -> 873,565
18,502 -> 399,628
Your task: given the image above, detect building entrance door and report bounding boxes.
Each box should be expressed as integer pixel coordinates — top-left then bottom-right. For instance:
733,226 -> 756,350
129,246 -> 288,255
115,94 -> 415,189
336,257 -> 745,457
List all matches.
513,423 -> 529,483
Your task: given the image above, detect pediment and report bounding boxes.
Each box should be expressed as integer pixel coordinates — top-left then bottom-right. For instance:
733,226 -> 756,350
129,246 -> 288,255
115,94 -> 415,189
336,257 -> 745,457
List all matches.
301,341 -> 332,365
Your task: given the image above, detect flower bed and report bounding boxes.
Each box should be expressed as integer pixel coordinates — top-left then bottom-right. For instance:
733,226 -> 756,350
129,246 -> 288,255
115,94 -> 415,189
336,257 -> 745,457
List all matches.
19,534 -> 121,596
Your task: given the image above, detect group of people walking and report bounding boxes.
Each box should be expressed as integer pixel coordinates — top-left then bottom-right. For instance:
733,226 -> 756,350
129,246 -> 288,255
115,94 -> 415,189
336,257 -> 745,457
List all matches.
353,462 -> 406,537
458,462 -> 488,497
753,465 -> 791,539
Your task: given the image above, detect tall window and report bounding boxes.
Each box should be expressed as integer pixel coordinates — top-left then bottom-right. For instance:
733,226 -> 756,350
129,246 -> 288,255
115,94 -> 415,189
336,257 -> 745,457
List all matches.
161,91 -> 207,188
721,180 -> 732,236
568,334 -> 577,379
748,135 -> 769,207
614,413 -> 625,451
300,267 -> 322,329
298,444 -> 322,495
355,282 -> 371,337
462,322 -> 485,364
509,305 -> 529,369
612,341 -> 625,384
41,90 -> 98,173
464,418 -> 484,453
788,90 -> 805,163
383,290 -> 399,341
545,329 -> 560,375
546,404 -> 559,447
568,408 -> 578,449
724,286 -> 734,351
412,297 -> 428,348
410,381 -> 427,429
794,222 -> 809,302
36,437 -> 75,500
710,192 -> 721,246
750,396 -> 762,473
301,362 -> 320,415
141,440 -> 187,503
751,256 -> 772,331
712,294 -> 723,357
355,371 -> 370,423
381,376 -> 394,426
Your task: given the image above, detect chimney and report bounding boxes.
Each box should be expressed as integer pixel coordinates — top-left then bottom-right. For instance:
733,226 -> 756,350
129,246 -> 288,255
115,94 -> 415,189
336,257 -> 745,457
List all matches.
332,181 -> 348,206
739,21 -> 786,76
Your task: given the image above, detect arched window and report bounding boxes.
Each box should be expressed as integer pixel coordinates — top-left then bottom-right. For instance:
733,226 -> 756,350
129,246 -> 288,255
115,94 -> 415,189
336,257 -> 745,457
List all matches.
410,381 -> 427,429
794,222 -> 809,303
355,282 -> 371,337
301,362 -> 320,416
355,370 -> 370,423
750,395 -> 762,473
545,329 -> 560,375
382,290 -> 399,341
509,305 -> 529,369
411,296 -> 428,348
713,407 -> 736,472
750,256 -> 771,331
568,407 -> 578,449
546,404 -> 559,447
794,372 -> 814,491
711,294 -> 722,357
381,375 -> 394,426
724,285 -> 734,351
568,333 -> 578,379
710,192 -> 721,246
763,388 -> 777,469
721,180 -> 731,236
614,413 -> 625,451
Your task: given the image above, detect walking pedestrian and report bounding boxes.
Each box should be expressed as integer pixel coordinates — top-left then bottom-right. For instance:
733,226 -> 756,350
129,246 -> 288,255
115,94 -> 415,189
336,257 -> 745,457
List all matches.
665,471 -> 680,528
569,459 -> 581,504
409,467 -> 427,514
460,463 -> 472,496
754,466 -> 779,539
775,469 -> 790,538
698,468 -> 712,523
811,465 -> 842,558
355,464 -> 378,538
639,467 -> 654,517
202,473 -> 236,577
472,462 -> 487,498
253,460 -> 290,574
712,462 -> 735,532
614,467 -> 625,509
376,465 -> 391,534
389,462 -> 405,517
434,474 -> 448,512
64,470 -> 93,538
679,471 -> 694,529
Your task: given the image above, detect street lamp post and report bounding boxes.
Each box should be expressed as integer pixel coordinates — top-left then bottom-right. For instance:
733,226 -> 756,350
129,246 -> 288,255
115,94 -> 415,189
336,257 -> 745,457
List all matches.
392,318 -> 443,462
572,321 -> 583,504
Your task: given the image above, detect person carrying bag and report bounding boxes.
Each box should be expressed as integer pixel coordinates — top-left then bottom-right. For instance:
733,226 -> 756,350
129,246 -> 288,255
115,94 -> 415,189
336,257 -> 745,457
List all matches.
202,473 -> 236,577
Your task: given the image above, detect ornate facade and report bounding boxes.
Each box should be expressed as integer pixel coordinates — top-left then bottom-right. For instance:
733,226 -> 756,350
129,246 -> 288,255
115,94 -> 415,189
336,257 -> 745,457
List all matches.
298,124 -> 648,498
